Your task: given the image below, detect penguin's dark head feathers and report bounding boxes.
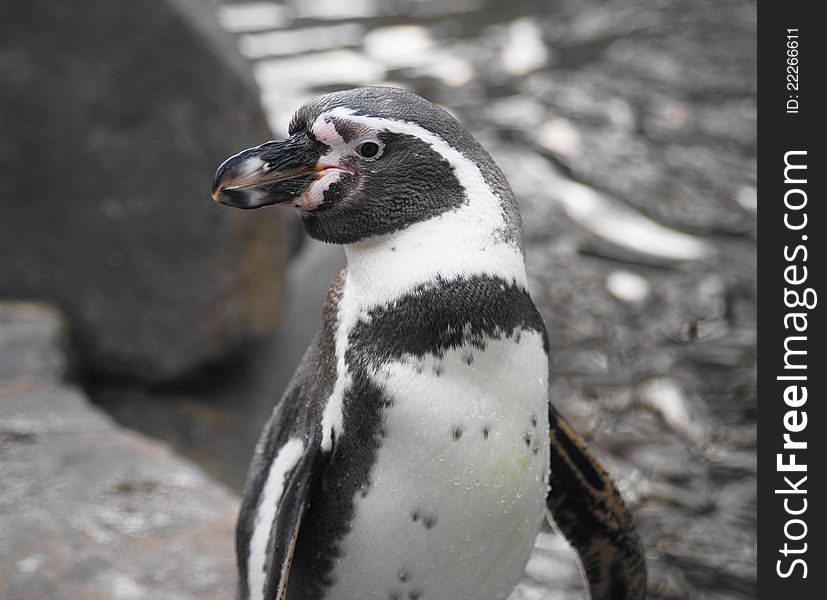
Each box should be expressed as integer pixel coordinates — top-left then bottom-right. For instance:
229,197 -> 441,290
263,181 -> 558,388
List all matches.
212,87 -> 516,245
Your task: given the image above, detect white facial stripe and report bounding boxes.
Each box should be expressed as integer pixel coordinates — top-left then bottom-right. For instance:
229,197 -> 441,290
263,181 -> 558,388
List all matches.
311,116 -> 346,147
315,108 -> 528,455
311,114 -> 379,165
248,437 -> 305,600
312,114 -> 376,149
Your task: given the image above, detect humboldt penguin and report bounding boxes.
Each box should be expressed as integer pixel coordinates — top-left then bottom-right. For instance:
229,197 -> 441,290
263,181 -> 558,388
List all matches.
212,86 -> 646,600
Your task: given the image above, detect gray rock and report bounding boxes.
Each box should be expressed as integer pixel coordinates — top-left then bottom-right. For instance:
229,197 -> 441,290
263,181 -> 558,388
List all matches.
0,302 -> 67,382
0,303 -> 239,599
0,0 -> 288,382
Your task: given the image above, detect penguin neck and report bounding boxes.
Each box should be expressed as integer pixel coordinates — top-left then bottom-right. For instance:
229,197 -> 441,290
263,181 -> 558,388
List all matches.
343,206 -> 528,308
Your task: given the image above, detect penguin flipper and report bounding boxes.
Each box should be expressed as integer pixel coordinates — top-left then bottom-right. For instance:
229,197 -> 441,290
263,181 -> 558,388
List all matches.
546,404 -> 647,600
263,440 -> 319,600
236,406 -> 324,600
236,333 -> 334,600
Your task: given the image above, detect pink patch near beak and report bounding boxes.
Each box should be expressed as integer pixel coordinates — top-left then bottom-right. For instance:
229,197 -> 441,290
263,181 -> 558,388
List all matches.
292,166 -> 351,211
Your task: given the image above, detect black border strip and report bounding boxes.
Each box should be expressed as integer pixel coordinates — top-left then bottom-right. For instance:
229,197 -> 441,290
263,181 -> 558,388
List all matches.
758,4 -> 825,597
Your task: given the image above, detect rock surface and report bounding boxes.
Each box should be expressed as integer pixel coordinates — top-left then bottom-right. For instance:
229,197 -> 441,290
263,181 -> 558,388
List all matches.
0,0 -> 288,382
0,303 -> 68,382
0,303 -> 239,599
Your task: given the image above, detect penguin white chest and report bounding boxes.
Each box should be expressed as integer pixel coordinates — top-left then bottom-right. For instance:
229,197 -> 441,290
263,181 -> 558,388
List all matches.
326,329 -> 550,600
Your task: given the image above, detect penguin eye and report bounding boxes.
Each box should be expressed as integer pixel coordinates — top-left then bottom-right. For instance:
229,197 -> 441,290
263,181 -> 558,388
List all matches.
355,140 -> 381,159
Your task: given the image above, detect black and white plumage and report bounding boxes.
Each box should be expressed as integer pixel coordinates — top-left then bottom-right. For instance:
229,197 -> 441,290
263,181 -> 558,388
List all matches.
212,87 -> 646,600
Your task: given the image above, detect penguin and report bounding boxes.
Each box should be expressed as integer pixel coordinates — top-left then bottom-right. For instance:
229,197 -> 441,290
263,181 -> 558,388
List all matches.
211,86 -> 646,600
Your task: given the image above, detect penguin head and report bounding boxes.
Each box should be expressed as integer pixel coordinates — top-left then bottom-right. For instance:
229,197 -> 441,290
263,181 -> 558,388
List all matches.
212,87 -> 516,244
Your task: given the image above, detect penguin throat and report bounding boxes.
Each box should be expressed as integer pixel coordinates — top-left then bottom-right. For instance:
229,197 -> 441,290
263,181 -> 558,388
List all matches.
343,210 -> 528,306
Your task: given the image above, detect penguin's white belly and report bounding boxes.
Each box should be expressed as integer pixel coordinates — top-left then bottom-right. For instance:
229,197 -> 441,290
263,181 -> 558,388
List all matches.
326,330 -> 550,600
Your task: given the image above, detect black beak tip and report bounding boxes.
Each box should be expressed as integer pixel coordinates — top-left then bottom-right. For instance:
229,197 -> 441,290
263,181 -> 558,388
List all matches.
211,185 -> 223,204
211,156 -> 240,203
211,135 -> 321,210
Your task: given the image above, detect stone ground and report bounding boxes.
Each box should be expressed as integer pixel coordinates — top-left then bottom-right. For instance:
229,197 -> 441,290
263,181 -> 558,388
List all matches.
84,0 -> 754,598
0,303 -> 239,600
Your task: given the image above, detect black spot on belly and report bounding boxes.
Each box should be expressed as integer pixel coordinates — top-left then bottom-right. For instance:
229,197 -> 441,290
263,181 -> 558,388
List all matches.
530,412 -> 538,427
422,514 -> 438,529
409,589 -> 423,599
397,567 -> 410,582
388,591 -> 402,600
524,432 -> 533,448
482,425 -> 490,440
451,425 -> 463,441
411,509 -> 420,522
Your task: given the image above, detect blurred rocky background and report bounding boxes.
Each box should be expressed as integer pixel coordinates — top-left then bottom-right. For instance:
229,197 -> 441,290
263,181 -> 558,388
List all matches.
0,0 -> 290,383
1,0 -> 756,598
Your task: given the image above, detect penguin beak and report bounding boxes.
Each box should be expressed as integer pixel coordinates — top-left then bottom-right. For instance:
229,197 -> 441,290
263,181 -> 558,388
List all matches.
211,134 -> 323,209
